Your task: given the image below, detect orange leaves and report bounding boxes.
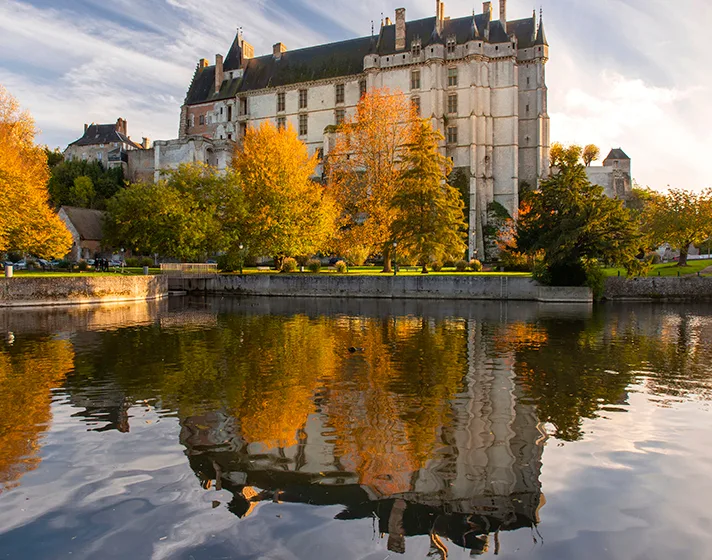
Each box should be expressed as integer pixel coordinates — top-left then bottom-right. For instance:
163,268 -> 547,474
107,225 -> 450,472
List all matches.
232,121 -> 337,257
0,85 -> 72,258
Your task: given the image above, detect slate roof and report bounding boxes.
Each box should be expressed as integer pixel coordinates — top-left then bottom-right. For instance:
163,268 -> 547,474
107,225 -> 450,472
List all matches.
185,13 -> 542,106
606,148 -> 630,160
60,206 -> 105,241
68,124 -> 142,150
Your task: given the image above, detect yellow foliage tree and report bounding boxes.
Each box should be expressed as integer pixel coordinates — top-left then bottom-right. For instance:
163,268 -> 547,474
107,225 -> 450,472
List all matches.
327,88 -> 418,270
0,85 -> 72,258
232,122 -> 337,261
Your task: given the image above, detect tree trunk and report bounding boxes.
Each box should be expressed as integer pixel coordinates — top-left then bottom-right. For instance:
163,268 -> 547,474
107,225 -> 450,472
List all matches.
678,243 -> 690,267
421,262 -> 428,274
382,244 -> 392,273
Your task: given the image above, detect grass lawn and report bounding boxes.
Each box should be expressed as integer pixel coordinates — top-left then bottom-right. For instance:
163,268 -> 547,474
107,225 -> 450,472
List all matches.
603,259 -> 712,278
10,267 -> 162,278
221,265 -> 530,277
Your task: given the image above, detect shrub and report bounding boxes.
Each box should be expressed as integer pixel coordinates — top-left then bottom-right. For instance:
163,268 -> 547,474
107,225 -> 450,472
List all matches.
469,259 -> 483,272
499,251 -> 531,272
281,257 -> 297,273
77,260 -> 89,271
334,260 -> 347,273
296,255 -> 310,267
346,246 -> 370,266
455,259 -> 468,272
430,261 -> 443,272
140,257 -> 154,268
443,260 -> 456,268
645,252 -> 662,265
57,260 -> 71,270
125,257 -> 140,267
217,254 -> 237,272
307,258 -> 322,273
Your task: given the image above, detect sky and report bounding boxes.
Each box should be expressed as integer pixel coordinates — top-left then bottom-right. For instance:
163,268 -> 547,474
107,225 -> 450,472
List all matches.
0,0 -> 709,191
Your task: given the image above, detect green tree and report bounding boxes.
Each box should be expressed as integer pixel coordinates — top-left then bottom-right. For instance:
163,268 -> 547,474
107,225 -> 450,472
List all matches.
70,176 -> 95,208
646,188 -> 712,267
390,120 -> 467,272
42,146 -> 64,168
105,182 -> 213,260
516,144 -> 643,289
232,122 -> 337,262
48,159 -> 124,210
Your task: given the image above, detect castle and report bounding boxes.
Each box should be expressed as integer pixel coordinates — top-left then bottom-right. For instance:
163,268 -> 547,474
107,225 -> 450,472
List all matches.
176,0 -> 550,258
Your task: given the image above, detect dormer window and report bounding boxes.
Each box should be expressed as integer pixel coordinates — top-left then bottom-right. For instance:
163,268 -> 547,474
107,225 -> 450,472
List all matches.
446,37 -> 456,55
412,39 -> 421,57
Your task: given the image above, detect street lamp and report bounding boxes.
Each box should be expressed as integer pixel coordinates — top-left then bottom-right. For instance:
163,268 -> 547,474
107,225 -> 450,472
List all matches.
239,243 -> 244,275
393,241 -> 398,276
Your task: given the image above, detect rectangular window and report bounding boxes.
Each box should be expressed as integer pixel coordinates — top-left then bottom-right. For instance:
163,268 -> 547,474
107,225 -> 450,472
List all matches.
335,109 -> 345,126
448,67 -> 458,87
299,114 -> 308,136
359,80 -> 367,98
277,92 -> 286,112
411,96 -> 421,117
97,152 -> 102,161
411,70 -> 421,90
240,122 -> 247,137
446,38 -> 456,55
447,93 -> 458,114
240,97 -> 248,115
228,133 -> 233,141
227,105 -> 232,121
335,83 -> 345,104
277,116 -> 286,129
447,125 -> 458,145
199,115 -> 205,125
220,107 -> 224,116
412,41 -> 421,57
299,89 -> 308,109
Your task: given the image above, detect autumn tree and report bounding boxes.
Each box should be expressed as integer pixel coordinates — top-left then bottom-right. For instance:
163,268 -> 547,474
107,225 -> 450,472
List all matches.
70,176 -> 96,208
390,120 -> 467,272
582,144 -> 600,166
645,188 -> 712,266
232,122 -> 336,262
327,88 -> 417,270
517,143 -> 643,289
0,85 -> 72,258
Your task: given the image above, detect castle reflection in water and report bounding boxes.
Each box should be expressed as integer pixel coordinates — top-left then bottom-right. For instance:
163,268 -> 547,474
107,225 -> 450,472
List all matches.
5,297 -> 708,557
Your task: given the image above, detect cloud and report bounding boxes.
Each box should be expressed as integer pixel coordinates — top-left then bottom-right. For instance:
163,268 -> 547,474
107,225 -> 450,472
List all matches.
1,0 -> 710,190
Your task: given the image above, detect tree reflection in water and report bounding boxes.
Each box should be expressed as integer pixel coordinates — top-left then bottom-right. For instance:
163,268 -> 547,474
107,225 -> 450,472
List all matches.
2,300 -> 712,557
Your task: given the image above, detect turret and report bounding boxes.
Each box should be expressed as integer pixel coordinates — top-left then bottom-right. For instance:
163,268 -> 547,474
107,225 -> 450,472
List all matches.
535,10 -> 548,46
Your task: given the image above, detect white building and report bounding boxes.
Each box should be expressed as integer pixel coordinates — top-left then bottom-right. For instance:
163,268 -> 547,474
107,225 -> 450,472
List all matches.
585,148 -> 632,200
179,0 -> 550,257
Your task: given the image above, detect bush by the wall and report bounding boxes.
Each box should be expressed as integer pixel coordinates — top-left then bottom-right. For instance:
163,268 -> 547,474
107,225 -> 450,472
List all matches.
125,257 -> 140,267
306,258 -> 322,273
455,260 -> 468,272
334,260 -> 347,273
140,257 -> 154,268
469,259 -> 483,272
281,257 -> 298,273
77,260 -> 89,271
430,261 -> 443,272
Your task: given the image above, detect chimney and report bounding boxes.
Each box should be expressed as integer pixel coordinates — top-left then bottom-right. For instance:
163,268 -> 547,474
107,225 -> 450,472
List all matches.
273,42 -> 287,60
141,137 -> 151,150
242,41 -> 254,60
395,8 -> 406,50
215,53 -> 224,93
115,118 -> 127,136
499,0 -> 506,23
483,1 -> 492,20
198,58 -> 209,69
84,123 -> 88,133
435,0 -> 444,34
385,16 -> 392,25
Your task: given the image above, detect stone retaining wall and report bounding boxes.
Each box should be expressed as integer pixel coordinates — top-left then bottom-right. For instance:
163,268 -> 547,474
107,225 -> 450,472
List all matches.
0,276 -> 168,308
169,274 -> 593,303
604,276 -> 712,301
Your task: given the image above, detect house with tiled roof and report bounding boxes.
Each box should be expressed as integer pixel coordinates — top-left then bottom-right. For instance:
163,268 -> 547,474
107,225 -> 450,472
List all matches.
64,119 -> 149,175
177,0 -> 551,258
58,206 -> 107,261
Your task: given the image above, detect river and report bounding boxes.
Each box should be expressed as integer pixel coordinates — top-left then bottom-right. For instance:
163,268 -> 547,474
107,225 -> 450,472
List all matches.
0,297 -> 711,559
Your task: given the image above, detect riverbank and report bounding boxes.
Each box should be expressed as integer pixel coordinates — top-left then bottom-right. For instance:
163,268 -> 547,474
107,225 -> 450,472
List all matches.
604,276 -> 712,301
168,274 -> 593,303
0,276 -> 168,308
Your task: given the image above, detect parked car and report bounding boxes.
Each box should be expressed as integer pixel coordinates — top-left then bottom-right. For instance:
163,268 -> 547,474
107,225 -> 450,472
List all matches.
13,260 -> 27,270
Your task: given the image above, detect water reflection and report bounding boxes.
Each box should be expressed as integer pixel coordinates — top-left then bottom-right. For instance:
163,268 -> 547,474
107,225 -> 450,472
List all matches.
1,299 -> 712,558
